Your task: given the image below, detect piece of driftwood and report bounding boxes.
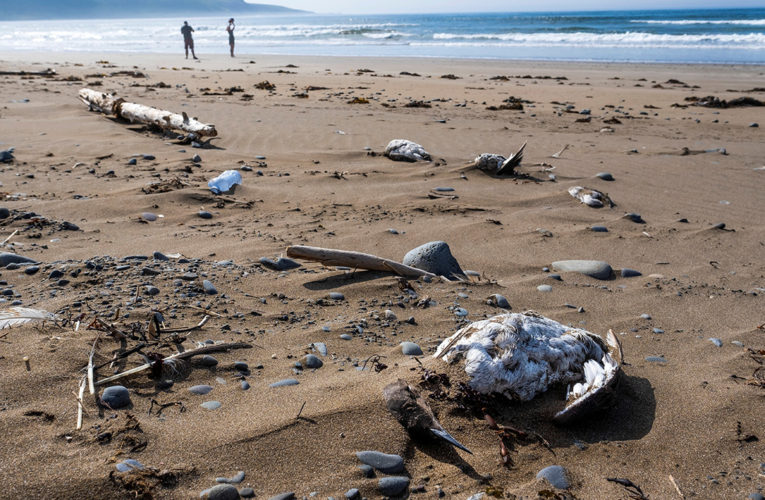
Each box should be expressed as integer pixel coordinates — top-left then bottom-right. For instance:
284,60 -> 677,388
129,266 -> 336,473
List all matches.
94,341 -> 251,386
286,245 -> 436,279
76,376 -> 86,430
0,68 -> 56,76
78,88 -> 217,137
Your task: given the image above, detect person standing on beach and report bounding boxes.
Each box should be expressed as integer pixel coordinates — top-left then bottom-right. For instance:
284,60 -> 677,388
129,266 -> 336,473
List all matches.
226,18 -> 235,57
181,21 -> 198,60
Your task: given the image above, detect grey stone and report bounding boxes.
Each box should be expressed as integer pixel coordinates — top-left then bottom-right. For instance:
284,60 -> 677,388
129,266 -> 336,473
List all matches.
141,212 -> 157,221
239,488 -> 255,498
645,356 -> 667,363
552,260 -> 613,280
198,210 -> 213,219
201,401 -> 222,410
620,268 -> 642,278
345,488 -> 360,500
537,284 -> 553,292
454,307 -> 468,317
748,493 -> 764,500
49,269 -> 64,279
749,122 -> 759,128
192,154 -> 202,163
653,328 -> 664,334
145,285 -> 160,296
329,292 -> 345,300
340,334 -> 352,341
0,207 -> 10,219
259,257 -> 301,271
153,251 -> 169,261
189,385 -> 213,395
536,465 -> 569,489
312,342 -> 328,356
101,385 -> 131,408
202,280 -> 218,295
198,355 -> 219,367
400,341 -> 423,356
640,313 -> 652,320
302,354 -> 323,369
623,212 -> 645,223
180,272 -> 198,281
356,450 -> 404,473
24,266 -> 39,275
358,464 -> 374,477
0,252 -> 38,267
590,225 -> 608,232
234,361 -> 249,371
216,471 -> 245,484
708,337 -> 723,347
487,294 -> 510,309
240,381 -> 250,390
202,484 -> 239,500
270,378 -> 299,388
596,172 -> 614,181
403,241 -> 465,279
378,476 -> 410,496
548,274 -> 562,281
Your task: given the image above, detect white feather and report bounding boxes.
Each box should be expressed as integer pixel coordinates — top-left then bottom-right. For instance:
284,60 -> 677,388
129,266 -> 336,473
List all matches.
0,307 -> 57,329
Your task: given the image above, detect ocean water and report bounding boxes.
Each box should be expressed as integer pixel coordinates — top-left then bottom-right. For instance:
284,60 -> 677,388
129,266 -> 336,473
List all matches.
1,8 -> 765,64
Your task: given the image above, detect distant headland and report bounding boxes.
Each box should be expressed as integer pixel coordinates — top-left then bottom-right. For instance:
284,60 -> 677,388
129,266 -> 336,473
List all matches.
5,0 -> 308,20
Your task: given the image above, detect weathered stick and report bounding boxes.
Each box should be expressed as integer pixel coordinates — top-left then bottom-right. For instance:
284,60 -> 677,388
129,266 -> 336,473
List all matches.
78,88 -> 217,137
0,229 -> 19,247
76,376 -> 86,430
87,334 -> 100,395
94,341 -> 251,386
286,245 -> 436,279
0,68 -> 56,76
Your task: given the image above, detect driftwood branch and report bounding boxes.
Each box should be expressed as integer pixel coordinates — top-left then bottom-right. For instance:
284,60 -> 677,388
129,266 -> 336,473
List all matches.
78,88 -> 217,137
286,245 -> 436,279
94,342 -> 251,386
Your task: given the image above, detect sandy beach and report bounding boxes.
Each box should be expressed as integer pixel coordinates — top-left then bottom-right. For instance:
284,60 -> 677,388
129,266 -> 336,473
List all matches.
0,51 -> 763,499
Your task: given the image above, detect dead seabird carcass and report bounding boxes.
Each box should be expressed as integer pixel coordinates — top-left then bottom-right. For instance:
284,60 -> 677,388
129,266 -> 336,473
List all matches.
383,378 -> 472,453
568,186 -> 614,208
467,142 -> 526,176
434,311 -> 622,424
384,139 -> 431,162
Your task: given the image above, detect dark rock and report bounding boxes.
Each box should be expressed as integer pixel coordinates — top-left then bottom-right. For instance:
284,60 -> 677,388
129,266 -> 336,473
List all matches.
198,211 -> 213,219
590,225 -> 608,232
142,154 -> 156,160
487,294 -> 510,309
595,172 -> 614,181
60,221 -> 79,231
141,267 -> 160,276
356,450 -> 404,473
402,241 -> 465,279
202,484 -> 239,500
24,266 -> 40,275
623,212 -> 645,223
329,292 -> 345,300
345,488 -> 360,499
259,257 -> 301,271
198,355 -> 218,367
145,285 -> 160,296
0,208 -> 10,219
358,464 -> 375,477
240,380 -> 250,390
234,361 -> 249,371
0,252 -> 38,267
378,476 -> 410,496
239,488 -> 255,498
302,354 -> 323,369
101,385 -> 131,408
153,251 -> 169,261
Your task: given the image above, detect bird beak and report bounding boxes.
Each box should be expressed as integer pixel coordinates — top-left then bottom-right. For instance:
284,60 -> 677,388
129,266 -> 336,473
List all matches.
430,428 -> 473,454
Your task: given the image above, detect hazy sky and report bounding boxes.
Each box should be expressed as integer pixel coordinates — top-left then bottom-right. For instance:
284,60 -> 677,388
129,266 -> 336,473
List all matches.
255,0 -> 765,14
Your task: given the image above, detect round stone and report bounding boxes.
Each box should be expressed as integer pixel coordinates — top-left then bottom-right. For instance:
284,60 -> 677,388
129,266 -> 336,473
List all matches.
234,361 -> 249,371
536,465 -> 569,489
403,241 -> 465,279
400,341 -> 423,356
239,488 -> 255,497
145,285 -> 160,296
537,284 -> 553,292
302,354 -> 323,369
356,451 -> 404,473
595,172 -> 614,181
378,476 -> 410,496
201,401 -> 221,410
259,257 -> 301,271
340,334 -> 352,341
141,212 -> 157,222
487,294 -> 510,309
0,207 -> 10,219
240,380 -> 250,390
101,385 -> 131,409
312,342 -> 328,356
198,210 -> 213,219
202,280 -> 218,295
328,292 -> 345,300
202,484 -> 239,500
345,488 -> 360,500
590,225 -> 608,232
198,355 -> 218,367
189,385 -> 213,395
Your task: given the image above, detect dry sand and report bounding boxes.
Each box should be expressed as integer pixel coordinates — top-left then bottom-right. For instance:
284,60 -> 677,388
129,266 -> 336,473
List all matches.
0,51 -> 763,499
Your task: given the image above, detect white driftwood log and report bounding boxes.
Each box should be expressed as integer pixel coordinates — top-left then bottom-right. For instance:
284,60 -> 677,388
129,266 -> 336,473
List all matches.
286,245 -> 436,278
78,88 -> 217,137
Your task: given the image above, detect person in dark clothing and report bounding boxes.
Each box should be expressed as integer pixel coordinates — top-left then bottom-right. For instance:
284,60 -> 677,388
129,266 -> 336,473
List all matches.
181,21 -> 198,60
226,18 -> 235,57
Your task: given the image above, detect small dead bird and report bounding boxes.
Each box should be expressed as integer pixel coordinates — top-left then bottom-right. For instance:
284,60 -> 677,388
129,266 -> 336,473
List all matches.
383,378 -> 472,453
466,142 -> 526,176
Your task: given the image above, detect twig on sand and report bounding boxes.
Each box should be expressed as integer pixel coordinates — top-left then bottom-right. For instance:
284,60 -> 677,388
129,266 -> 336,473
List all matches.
75,377 -> 87,430
296,401 -> 306,420
669,474 -> 685,499
606,477 -> 649,500
87,334 -> 101,395
551,144 -> 569,158
0,229 -> 18,247
160,315 -> 210,334
94,341 -> 251,386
